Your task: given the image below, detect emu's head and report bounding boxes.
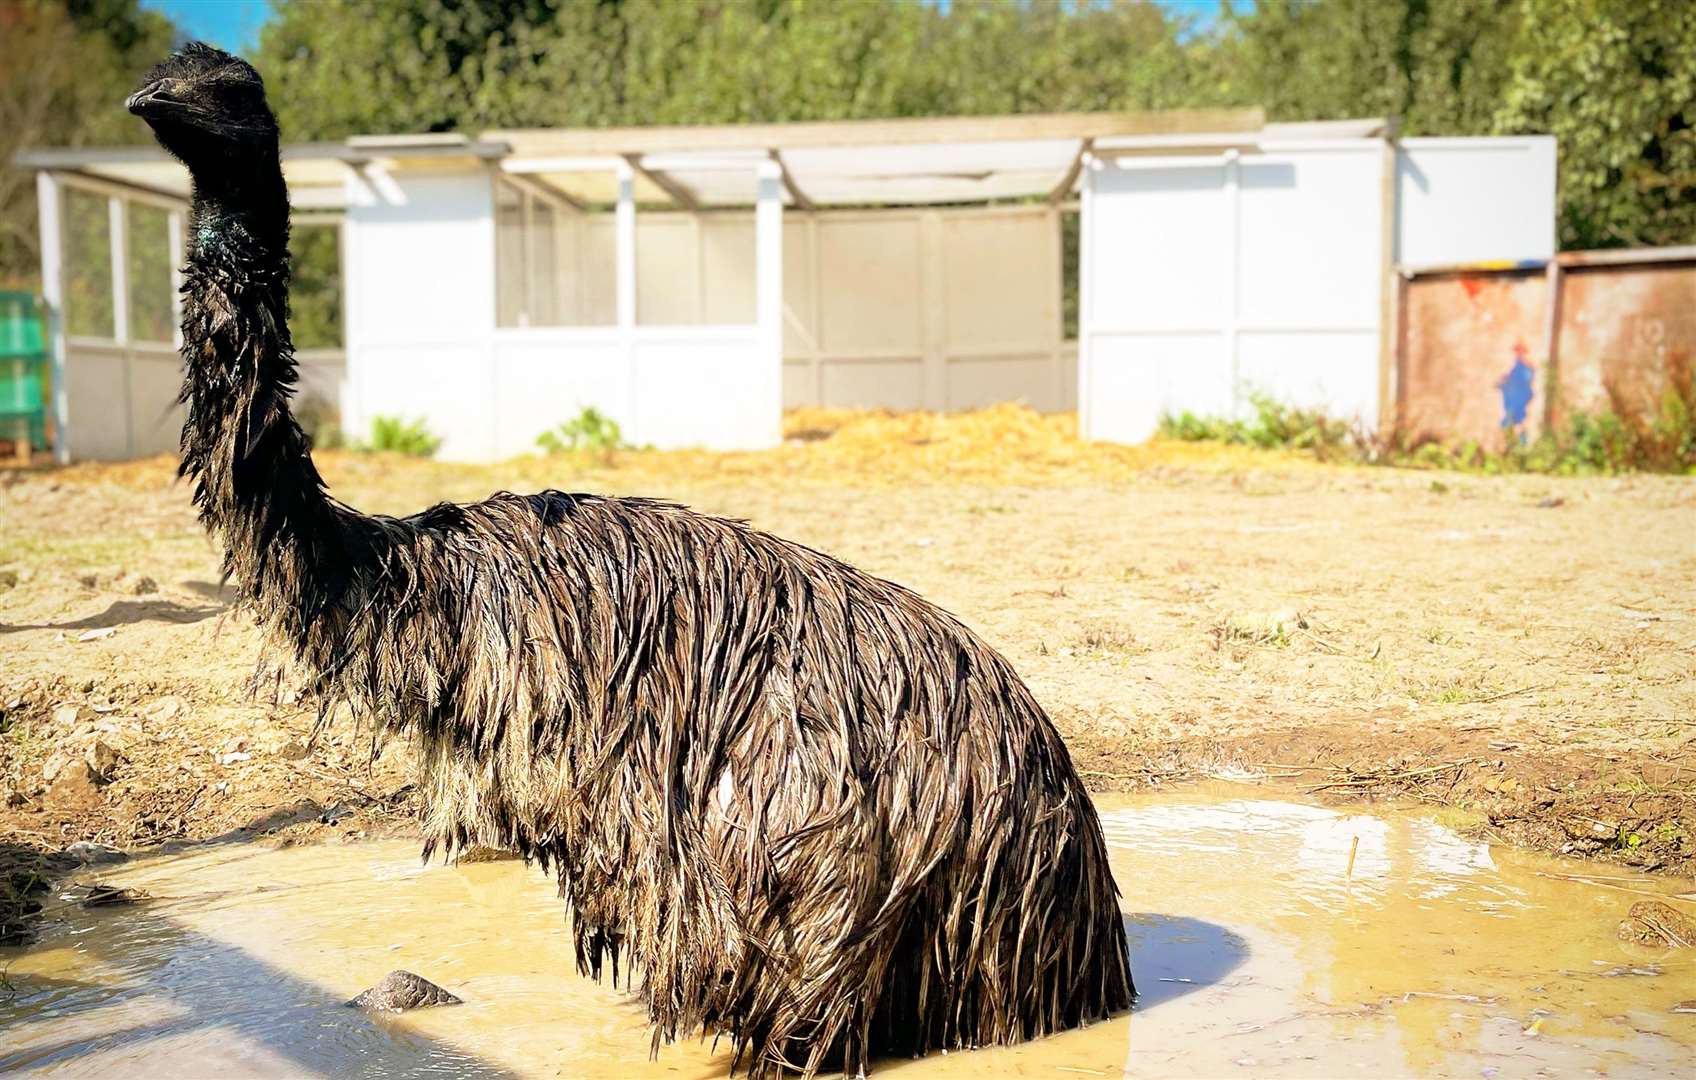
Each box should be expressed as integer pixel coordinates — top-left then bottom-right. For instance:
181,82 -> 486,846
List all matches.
128,42 -> 278,174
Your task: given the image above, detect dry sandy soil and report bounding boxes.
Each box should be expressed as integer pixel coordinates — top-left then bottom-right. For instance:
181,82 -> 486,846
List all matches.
3,407 -> 1693,917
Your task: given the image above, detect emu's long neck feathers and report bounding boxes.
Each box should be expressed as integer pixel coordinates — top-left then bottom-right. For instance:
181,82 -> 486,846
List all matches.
178,162 -> 362,640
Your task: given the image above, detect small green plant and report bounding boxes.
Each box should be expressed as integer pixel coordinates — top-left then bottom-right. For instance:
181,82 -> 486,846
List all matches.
1159,410 -> 1239,443
1158,392 -> 1359,460
363,415 -> 440,457
308,422 -> 347,450
537,407 -> 628,457
1160,374 -> 1696,477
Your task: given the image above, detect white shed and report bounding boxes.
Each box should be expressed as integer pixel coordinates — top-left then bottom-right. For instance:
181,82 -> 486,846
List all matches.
20,112 -> 1555,462
1077,125 -> 1556,443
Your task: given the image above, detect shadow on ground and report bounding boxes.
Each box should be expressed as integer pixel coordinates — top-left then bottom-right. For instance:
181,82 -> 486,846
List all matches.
0,896 -> 525,1078
0,598 -> 226,634
2,843 -> 1243,1077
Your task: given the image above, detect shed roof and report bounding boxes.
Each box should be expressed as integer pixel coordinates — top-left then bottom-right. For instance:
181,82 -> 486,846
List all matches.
14,108 -> 1401,213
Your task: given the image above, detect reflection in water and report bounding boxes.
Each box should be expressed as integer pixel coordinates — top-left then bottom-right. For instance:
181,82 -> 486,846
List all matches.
2,785 -> 1692,1078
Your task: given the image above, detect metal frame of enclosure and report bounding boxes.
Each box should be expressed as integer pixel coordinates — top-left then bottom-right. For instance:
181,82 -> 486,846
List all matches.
20,110 -> 1556,462
28,151 -> 349,464
33,169 -> 185,463
21,109 -> 1264,461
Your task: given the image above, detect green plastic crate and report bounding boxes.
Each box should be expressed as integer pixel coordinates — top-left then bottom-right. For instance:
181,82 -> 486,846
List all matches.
0,291 -> 49,452
0,291 -> 46,360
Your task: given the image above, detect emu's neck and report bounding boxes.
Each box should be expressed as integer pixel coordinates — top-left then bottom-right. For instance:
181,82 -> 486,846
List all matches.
178,162 -> 359,643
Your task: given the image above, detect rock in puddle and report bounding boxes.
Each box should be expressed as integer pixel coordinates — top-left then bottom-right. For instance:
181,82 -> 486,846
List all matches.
1617,901 -> 1696,949
75,884 -> 149,908
63,841 -> 129,866
347,970 -> 462,1012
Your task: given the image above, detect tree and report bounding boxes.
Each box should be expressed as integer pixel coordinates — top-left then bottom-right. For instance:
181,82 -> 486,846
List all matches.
256,0 -> 562,137
254,0 -> 1205,138
1493,0 -> 1696,248
0,0 -> 178,289
1203,0 -> 1520,136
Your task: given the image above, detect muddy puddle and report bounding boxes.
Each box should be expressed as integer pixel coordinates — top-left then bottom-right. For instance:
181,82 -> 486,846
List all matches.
4,785 -> 1693,1078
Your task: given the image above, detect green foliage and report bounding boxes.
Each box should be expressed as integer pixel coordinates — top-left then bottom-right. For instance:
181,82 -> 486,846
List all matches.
1491,0 -> 1696,250
1163,380 -> 1696,475
288,225 -> 341,351
249,0 -> 1689,252
1159,392 -> 1359,460
1413,371 -> 1696,475
537,407 -> 627,456
61,187 -> 113,337
0,0 -> 178,290
363,415 -> 440,457
1207,0 -> 1522,137
255,0 -> 1209,137
125,201 -> 174,343
303,420 -> 344,451
1,0 -> 1689,298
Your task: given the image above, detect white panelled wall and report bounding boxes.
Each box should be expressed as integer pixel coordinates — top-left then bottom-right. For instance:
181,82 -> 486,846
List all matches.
343,159 -> 782,461
344,169 -> 498,461
1079,136 -> 1556,444
1396,138 -> 1557,269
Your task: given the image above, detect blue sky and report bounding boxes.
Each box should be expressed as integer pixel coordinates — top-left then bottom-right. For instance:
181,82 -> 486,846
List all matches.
143,0 -> 1231,54
140,0 -> 272,51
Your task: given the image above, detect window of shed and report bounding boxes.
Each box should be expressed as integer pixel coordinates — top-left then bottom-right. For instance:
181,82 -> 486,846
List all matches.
495,177 -> 616,328
126,202 -> 175,344
289,224 -> 343,351
63,188 -> 113,340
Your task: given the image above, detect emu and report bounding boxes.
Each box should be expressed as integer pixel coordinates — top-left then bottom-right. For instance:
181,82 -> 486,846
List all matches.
128,43 -> 1133,1077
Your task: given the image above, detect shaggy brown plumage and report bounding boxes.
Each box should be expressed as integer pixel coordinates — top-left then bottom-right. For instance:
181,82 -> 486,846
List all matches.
130,43 -> 1134,1077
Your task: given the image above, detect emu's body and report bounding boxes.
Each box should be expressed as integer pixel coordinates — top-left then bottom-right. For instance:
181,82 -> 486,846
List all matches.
135,43 -> 1133,1077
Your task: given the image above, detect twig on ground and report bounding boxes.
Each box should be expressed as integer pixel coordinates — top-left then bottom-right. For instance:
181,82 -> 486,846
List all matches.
1296,628 -> 1342,654
1474,683 -> 1554,704
1077,766 -> 1188,785
286,762 -> 384,806
1307,759 -> 1472,792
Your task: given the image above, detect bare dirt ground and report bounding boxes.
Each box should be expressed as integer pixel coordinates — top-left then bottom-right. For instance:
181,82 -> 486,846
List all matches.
3,407 -> 1693,918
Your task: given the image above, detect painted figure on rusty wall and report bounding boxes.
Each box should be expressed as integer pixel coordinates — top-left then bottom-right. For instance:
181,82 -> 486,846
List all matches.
1498,342 -> 1536,444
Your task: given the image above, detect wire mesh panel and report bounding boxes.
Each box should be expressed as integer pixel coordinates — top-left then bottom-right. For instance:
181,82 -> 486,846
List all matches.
495,176 -> 616,329
289,224 -> 342,351
49,178 -> 201,459
126,202 -> 175,344
63,188 -> 113,339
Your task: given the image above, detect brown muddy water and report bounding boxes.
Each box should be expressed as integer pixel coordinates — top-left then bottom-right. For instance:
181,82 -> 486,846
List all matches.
4,785 -> 1693,1078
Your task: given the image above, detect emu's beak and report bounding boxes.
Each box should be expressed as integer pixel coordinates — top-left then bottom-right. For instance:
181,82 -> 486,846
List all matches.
126,79 -> 185,118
